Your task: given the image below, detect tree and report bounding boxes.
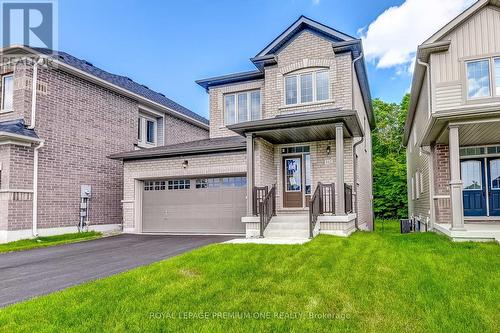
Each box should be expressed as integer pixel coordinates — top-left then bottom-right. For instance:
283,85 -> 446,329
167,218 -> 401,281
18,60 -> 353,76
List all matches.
372,94 -> 409,219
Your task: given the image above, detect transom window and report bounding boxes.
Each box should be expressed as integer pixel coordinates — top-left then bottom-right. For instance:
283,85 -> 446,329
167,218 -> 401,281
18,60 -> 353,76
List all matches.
224,90 -> 261,125
285,70 -> 330,106
1,74 -> 14,111
144,180 -> 166,191
168,179 -> 190,190
138,114 -> 158,147
196,177 -> 247,189
461,160 -> 482,190
281,146 -> 310,154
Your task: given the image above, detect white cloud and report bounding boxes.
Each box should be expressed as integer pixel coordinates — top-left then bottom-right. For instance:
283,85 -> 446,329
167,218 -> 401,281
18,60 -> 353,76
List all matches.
360,0 -> 475,71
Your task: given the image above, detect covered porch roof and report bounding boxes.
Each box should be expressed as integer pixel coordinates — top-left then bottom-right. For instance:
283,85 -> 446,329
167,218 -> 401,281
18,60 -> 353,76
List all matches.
227,109 -> 363,144
429,113 -> 500,146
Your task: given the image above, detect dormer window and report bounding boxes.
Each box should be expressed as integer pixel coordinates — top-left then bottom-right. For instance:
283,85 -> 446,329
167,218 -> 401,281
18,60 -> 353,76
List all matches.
224,90 -> 261,125
285,70 -> 330,106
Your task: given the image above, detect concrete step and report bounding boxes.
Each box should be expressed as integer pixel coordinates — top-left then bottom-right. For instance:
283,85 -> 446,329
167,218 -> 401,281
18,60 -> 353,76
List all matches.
265,222 -> 309,230
264,229 -> 310,238
270,215 -> 309,223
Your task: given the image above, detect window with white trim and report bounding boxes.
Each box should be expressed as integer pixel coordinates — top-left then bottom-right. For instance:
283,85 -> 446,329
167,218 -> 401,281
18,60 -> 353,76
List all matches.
411,176 -> 415,200
284,70 -> 330,106
466,59 -> 491,99
495,58 -> 500,96
224,90 -> 261,125
1,74 -> 14,111
138,114 -> 158,147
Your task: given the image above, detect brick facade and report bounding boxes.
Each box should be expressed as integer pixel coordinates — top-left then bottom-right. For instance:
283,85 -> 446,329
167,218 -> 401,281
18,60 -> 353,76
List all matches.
434,144 -> 451,224
0,58 -> 208,239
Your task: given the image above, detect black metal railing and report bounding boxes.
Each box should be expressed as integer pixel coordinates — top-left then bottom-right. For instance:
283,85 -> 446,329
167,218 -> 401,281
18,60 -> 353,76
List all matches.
344,184 -> 353,214
253,186 -> 268,216
309,183 -> 336,238
259,184 -> 276,237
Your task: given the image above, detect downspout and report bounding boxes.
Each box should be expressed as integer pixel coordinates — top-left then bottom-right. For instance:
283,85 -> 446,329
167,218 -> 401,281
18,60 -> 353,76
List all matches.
29,57 -> 44,237
421,146 -> 435,231
32,140 -> 44,237
416,58 -> 432,117
351,52 -> 364,229
27,57 -> 44,130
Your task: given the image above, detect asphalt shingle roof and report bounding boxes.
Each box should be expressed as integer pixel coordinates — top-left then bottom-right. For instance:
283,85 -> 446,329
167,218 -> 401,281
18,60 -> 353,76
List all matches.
33,48 -> 208,126
0,119 -> 39,139
109,136 -> 246,160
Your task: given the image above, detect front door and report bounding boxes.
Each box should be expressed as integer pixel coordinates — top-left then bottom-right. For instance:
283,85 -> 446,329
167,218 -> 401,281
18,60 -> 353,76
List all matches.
461,159 -> 487,216
488,158 -> 500,216
283,156 -> 303,207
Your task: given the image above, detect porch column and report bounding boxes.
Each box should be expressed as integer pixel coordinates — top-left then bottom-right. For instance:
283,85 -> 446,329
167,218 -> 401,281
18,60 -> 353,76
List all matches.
336,123 -> 345,215
246,133 -> 255,216
449,125 -> 465,230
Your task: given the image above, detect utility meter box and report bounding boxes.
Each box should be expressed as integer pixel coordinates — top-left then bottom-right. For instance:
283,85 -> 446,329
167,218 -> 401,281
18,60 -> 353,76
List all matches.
81,185 -> 92,199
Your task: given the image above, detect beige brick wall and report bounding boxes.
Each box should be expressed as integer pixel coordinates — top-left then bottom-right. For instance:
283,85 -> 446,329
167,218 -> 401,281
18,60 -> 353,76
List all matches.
164,113 -> 208,144
122,152 -> 247,230
207,30 -> 354,139
254,138 -> 276,188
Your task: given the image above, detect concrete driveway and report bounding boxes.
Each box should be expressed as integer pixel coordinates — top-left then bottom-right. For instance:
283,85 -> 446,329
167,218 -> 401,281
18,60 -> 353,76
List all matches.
0,234 -> 235,307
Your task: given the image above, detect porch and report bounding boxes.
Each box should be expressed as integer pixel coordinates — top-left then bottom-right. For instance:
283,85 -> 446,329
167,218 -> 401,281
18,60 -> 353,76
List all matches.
434,222 -> 500,242
228,109 -> 362,239
432,118 -> 500,232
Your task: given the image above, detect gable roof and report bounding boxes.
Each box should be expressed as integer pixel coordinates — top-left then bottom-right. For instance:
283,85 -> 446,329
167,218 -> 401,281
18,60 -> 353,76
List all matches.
254,15 -> 355,58
3,45 -> 209,128
404,0 -> 500,145
195,16 -> 374,128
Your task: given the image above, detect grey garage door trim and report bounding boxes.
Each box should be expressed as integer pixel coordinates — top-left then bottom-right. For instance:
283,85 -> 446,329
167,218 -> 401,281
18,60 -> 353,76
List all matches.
141,175 -> 247,235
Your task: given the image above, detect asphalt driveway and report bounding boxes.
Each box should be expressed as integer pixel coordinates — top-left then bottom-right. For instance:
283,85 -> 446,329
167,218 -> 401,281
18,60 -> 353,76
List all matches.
0,234 -> 235,307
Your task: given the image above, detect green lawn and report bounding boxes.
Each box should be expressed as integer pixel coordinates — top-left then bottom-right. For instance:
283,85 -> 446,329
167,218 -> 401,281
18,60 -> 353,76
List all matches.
0,231 -> 101,253
0,221 -> 498,333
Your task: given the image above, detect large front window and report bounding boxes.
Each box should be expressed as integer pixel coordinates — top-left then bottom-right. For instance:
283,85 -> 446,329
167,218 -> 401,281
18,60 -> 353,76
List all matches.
467,60 -> 491,99
224,90 -> 260,125
285,70 -> 330,106
1,74 -> 13,111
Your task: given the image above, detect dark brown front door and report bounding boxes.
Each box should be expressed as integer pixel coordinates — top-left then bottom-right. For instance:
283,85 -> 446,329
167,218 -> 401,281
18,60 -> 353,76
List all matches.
283,156 -> 303,207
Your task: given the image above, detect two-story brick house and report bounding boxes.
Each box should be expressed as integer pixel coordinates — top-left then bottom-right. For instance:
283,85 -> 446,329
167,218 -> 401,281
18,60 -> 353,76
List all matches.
111,16 -> 374,239
405,0 -> 500,241
0,46 -> 208,243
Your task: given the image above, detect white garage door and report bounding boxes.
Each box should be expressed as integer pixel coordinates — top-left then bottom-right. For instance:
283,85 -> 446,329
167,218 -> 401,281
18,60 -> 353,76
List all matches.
142,176 -> 247,234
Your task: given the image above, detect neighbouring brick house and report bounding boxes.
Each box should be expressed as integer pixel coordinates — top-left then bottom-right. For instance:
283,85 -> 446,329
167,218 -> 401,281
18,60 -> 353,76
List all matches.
0,46 -> 208,243
111,16 -> 374,240
405,0 -> 500,241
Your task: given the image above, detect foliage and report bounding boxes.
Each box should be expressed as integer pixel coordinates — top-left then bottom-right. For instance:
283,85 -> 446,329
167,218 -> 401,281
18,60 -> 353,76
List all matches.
1,224 -> 498,332
372,94 -> 409,219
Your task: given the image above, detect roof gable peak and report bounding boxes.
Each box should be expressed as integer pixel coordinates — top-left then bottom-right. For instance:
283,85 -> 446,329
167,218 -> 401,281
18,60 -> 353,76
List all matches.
254,15 -> 355,59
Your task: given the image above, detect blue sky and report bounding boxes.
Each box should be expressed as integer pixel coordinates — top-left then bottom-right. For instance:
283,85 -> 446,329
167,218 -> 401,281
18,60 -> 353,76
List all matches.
57,0 -> 473,119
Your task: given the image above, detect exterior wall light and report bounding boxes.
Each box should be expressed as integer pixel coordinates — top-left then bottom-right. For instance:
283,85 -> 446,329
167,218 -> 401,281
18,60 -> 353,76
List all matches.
182,160 -> 188,169
326,146 -> 331,155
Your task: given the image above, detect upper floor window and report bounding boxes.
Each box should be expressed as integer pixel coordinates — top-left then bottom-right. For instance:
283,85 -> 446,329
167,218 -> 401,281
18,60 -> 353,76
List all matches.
466,59 -> 491,99
285,70 -> 330,106
495,58 -> 500,96
138,114 -> 157,147
224,90 -> 260,125
1,74 -> 14,111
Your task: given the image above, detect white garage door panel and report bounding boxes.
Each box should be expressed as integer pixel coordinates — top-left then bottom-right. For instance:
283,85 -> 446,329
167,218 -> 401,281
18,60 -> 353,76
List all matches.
142,182 -> 246,234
